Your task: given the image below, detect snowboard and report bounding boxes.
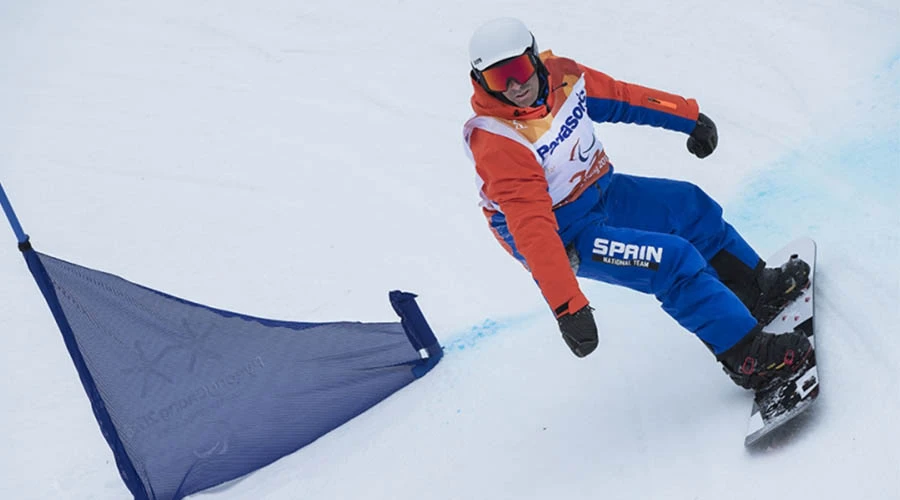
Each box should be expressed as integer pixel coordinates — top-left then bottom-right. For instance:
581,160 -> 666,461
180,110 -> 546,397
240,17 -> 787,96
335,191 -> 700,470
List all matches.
744,237 -> 818,447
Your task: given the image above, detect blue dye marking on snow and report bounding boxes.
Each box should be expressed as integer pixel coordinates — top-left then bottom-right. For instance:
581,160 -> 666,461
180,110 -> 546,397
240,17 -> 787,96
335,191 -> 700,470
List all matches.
442,319 -> 504,354
726,130 -> 899,254
724,53 -> 900,251
726,51 -> 899,250
441,311 -> 546,356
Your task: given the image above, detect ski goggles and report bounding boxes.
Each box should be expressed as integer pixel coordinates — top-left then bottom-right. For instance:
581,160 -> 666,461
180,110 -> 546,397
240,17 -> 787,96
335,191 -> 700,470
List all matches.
480,52 -> 536,92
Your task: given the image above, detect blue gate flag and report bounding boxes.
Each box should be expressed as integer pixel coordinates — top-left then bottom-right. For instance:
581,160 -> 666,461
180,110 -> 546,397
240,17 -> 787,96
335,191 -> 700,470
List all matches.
3,182 -> 442,500
23,250 -> 442,499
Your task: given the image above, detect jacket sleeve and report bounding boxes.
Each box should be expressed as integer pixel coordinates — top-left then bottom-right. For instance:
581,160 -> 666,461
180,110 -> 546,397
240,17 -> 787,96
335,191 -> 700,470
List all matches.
469,128 -> 589,317
577,62 -> 701,134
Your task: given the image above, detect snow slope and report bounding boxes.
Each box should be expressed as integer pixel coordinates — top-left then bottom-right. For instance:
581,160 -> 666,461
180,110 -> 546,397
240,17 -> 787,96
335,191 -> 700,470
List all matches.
1,1 -> 898,499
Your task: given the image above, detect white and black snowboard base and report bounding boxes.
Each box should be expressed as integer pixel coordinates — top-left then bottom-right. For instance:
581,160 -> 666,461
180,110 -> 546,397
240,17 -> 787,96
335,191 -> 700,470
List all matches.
744,237 -> 819,447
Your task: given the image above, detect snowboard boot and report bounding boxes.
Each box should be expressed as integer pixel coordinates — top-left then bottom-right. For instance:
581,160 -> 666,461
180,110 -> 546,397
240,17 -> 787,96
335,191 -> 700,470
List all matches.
751,256 -> 811,324
711,251 -> 811,325
717,325 -> 814,391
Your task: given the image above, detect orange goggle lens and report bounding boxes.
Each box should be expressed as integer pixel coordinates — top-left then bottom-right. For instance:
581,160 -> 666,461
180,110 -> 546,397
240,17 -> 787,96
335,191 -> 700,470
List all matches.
480,53 -> 536,92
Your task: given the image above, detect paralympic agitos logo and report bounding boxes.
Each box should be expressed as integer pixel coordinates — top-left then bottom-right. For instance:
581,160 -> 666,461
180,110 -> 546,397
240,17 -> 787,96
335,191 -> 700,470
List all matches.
536,89 -> 588,160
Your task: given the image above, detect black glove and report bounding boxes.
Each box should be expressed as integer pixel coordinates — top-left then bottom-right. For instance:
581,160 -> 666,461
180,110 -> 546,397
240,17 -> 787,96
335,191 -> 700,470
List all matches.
687,112 -> 717,159
557,305 -> 598,358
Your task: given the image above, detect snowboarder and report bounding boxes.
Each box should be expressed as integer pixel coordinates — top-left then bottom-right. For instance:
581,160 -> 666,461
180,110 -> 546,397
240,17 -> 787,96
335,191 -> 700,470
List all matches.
462,18 -> 813,390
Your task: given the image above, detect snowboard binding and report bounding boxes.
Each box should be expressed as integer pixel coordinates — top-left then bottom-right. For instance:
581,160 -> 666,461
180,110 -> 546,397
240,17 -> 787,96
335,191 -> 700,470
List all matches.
718,326 -> 814,391
750,254 -> 811,325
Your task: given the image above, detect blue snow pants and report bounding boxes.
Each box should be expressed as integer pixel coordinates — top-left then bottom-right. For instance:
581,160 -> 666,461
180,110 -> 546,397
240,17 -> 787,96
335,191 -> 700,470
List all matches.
566,174 -> 760,354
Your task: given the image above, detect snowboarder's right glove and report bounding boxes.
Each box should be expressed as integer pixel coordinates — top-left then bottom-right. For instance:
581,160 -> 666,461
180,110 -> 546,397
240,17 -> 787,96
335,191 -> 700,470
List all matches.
557,305 -> 598,358
687,112 -> 718,159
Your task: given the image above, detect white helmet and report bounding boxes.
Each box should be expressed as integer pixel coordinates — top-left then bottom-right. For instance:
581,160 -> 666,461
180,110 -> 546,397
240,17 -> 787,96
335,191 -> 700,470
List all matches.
469,17 -> 538,72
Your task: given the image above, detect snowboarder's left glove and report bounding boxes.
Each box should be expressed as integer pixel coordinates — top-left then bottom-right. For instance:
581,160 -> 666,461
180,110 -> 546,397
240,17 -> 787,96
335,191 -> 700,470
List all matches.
557,305 -> 598,358
687,113 -> 718,159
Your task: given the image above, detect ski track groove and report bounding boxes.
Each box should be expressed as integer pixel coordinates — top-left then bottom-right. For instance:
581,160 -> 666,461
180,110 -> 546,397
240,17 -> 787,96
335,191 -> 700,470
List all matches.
816,284 -> 894,389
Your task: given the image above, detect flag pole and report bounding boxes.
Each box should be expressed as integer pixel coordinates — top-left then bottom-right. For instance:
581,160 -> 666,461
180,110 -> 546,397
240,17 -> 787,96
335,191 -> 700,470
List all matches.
0,182 -> 30,247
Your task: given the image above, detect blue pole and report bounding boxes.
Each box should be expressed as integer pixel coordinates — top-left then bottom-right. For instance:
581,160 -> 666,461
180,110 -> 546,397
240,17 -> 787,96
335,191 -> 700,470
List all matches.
0,182 -> 29,244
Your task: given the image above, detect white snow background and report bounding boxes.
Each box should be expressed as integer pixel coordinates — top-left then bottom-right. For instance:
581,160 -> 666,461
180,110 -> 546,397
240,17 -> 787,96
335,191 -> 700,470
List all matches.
1,1 -> 898,499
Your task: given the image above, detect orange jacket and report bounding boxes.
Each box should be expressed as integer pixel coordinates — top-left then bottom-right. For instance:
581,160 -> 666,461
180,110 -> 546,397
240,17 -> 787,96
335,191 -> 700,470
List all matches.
465,51 -> 700,317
